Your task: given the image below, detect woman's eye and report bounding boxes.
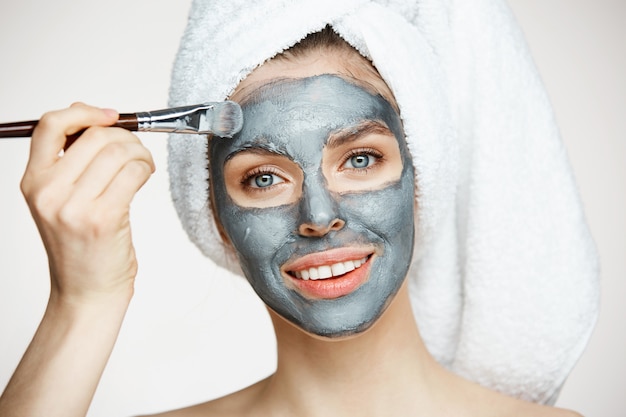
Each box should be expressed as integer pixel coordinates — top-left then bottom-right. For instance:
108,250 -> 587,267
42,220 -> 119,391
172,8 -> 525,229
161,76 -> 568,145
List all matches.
343,153 -> 377,169
248,173 -> 285,188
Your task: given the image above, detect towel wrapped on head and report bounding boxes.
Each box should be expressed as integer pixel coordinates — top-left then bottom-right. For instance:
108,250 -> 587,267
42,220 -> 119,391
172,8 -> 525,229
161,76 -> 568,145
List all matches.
167,0 -> 599,404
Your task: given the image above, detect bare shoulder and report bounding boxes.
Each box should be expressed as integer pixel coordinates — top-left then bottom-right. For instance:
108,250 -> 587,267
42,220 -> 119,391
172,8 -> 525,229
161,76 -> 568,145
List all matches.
503,397 -> 583,417
459,378 -> 583,417
136,377 -> 270,417
529,406 -> 583,417
549,409 -> 583,417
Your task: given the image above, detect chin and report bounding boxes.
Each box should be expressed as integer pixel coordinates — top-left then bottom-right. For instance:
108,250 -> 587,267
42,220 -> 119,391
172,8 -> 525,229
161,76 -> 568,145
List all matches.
269,286 -> 401,341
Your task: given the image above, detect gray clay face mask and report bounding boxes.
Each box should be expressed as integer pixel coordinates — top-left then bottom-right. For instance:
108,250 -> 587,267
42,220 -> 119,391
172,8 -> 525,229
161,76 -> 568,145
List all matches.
209,75 -> 415,338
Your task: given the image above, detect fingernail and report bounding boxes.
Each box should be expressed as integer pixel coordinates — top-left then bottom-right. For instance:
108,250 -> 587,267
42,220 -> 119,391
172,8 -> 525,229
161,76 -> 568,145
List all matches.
101,108 -> 119,118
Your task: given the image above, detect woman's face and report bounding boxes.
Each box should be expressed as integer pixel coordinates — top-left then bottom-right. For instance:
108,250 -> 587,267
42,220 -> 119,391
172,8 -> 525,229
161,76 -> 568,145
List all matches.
209,59 -> 415,338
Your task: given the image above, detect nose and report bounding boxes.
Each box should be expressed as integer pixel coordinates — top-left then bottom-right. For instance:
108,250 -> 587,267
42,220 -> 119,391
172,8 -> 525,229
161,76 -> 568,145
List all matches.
297,182 -> 345,238
299,217 -> 346,237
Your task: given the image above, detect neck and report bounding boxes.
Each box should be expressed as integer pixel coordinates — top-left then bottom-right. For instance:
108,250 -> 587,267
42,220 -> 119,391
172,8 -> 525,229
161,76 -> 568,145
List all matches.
261,282 -> 451,416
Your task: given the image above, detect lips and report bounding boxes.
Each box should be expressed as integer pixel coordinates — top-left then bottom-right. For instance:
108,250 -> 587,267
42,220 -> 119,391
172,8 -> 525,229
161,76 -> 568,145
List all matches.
282,248 -> 374,299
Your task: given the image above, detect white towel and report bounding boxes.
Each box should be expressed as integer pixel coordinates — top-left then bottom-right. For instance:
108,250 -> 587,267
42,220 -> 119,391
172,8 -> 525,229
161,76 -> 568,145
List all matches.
167,0 -> 599,404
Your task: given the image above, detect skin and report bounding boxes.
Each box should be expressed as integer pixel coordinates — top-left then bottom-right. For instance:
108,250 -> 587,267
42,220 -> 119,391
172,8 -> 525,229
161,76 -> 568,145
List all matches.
0,47 -> 581,417
0,103 -> 154,416
210,75 -> 415,338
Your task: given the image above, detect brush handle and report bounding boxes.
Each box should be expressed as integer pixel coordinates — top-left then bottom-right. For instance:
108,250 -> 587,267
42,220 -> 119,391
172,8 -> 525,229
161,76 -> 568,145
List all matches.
0,114 -> 139,147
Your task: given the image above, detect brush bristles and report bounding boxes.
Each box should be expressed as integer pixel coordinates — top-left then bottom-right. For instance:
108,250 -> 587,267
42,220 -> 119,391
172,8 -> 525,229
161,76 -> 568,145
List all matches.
212,101 -> 243,138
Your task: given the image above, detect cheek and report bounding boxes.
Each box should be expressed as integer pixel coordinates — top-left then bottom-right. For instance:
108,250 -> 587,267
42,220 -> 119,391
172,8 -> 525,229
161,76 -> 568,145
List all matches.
221,205 -> 298,266
342,178 -> 415,238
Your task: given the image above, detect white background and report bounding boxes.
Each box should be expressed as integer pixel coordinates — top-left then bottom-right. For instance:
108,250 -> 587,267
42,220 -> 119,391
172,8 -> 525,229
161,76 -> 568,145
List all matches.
0,1 -> 623,416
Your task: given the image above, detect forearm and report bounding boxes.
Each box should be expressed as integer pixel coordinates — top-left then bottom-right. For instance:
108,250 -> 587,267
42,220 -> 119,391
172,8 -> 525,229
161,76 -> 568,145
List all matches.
0,289 -> 132,417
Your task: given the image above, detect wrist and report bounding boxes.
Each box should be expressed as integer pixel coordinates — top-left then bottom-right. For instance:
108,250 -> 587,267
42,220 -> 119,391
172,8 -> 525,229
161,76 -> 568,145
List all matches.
0,280 -> 133,417
47,284 -> 134,323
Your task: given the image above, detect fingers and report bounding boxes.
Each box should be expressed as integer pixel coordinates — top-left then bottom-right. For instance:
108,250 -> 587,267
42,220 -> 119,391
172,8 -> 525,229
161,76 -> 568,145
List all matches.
18,103 -> 156,305
21,103 -> 155,221
72,134 -> 155,203
99,159 -> 154,209
27,103 -> 119,172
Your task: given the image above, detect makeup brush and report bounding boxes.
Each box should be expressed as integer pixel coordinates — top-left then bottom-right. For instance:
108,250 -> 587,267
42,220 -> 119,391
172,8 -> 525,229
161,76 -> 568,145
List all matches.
0,101 -> 243,146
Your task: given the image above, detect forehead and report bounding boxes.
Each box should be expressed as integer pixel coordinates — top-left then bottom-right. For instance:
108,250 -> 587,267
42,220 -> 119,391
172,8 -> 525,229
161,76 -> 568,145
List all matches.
215,75 -> 402,164
230,46 -> 399,111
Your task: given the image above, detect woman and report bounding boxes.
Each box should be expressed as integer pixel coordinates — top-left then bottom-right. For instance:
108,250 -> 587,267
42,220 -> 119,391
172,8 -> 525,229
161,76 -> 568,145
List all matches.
0,0 -> 598,416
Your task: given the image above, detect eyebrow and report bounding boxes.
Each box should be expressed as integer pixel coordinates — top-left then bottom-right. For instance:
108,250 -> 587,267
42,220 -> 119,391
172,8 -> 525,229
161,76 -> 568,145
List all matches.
224,144 -> 289,163
326,120 -> 394,150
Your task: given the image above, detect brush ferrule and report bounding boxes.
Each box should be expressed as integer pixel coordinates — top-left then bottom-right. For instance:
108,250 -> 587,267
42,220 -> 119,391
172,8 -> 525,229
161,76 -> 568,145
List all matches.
136,103 -> 216,134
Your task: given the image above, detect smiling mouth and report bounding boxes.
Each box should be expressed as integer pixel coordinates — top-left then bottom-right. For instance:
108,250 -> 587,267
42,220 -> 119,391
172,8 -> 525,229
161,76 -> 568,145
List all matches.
283,249 -> 375,299
288,256 -> 370,280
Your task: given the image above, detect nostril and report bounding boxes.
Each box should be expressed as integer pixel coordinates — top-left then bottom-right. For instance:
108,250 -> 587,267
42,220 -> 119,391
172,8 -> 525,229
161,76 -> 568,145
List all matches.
299,225 -> 315,235
298,218 -> 345,237
329,219 -> 345,231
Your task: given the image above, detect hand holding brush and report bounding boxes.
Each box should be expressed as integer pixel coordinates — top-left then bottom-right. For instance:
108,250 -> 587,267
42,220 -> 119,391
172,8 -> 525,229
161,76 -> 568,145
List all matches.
0,101 -> 243,147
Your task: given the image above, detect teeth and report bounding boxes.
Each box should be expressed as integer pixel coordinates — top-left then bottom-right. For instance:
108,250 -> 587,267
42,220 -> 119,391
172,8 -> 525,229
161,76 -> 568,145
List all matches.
291,257 -> 368,281
318,265 -> 332,279
331,263 -> 346,276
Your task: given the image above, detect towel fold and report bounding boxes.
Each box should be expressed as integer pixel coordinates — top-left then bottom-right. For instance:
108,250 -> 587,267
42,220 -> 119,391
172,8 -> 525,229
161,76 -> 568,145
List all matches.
167,0 -> 599,404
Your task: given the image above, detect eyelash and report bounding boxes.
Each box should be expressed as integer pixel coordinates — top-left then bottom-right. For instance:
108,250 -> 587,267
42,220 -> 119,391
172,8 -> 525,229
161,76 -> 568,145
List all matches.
238,146 -> 384,193
240,166 -> 286,192
340,147 -> 384,173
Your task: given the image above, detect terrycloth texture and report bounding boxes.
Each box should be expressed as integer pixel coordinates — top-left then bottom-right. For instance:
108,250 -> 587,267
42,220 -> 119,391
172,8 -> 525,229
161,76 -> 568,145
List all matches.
167,0 -> 599,404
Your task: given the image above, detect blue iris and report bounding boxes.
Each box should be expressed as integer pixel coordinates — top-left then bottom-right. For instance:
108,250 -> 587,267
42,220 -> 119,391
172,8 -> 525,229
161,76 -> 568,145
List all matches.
255,174 -> 275,188
350,154 -> 370,168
